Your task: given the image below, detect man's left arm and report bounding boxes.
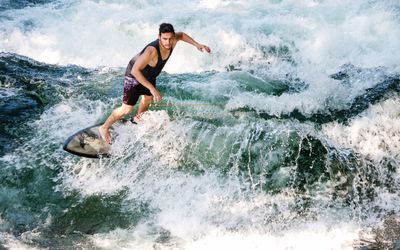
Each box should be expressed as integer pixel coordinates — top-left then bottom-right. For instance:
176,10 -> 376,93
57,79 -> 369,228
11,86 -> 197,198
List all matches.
176,32 -> 211,53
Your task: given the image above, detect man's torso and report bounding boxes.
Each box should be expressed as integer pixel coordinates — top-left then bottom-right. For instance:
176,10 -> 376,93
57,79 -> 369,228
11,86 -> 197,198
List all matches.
124,39 -> 176,82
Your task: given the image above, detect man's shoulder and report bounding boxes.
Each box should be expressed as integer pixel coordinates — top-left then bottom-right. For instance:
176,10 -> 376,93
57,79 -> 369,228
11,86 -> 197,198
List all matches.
175,31 -> 183,39
142,46 -> 157,57
144,45 -> 157,52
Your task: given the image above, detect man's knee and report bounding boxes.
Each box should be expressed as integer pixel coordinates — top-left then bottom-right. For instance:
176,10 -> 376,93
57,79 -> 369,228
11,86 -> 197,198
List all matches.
116,104 -> 133,116
141,95 -> 153,104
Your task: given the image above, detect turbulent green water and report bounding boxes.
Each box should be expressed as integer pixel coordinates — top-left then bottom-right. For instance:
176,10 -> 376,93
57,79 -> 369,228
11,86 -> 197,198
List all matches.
1,0 -> 400,249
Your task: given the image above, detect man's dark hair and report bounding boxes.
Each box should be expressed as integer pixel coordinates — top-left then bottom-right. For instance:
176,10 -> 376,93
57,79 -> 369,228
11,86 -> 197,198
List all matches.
159,23 -> 175,35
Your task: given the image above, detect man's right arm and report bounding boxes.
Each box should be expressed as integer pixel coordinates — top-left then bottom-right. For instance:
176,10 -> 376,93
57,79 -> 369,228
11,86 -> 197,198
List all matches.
131,47 -> 162,102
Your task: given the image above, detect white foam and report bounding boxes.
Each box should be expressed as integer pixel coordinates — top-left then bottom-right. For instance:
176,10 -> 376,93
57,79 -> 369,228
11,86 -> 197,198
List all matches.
322,97 -> 400,164
89,212 -> 360,250
183,224 -> 359,250
0,232 -> 40,250
322,97 -> 400,217
1,0 -> 398,75
59,111 -> 189,195
1,2 -> 398,123
34,99 -> 109,141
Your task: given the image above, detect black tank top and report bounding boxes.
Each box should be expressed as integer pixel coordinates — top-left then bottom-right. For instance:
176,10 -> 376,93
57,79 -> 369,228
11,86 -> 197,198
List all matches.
125,39 -> 173,84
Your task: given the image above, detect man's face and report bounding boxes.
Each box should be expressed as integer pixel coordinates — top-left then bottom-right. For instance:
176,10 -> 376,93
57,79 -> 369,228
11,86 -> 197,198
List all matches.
159,32 -> 175,50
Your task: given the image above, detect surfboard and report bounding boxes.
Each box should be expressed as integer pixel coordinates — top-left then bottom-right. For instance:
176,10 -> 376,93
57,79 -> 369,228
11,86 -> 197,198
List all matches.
63,123 -> 111,158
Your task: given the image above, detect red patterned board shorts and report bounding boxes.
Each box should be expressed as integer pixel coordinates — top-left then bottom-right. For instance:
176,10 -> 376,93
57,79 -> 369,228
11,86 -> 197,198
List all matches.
122,76 -> 153,106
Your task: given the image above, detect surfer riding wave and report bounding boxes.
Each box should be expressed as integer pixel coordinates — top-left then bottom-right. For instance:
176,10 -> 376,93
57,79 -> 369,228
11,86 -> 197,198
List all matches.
99,23 -> 211,144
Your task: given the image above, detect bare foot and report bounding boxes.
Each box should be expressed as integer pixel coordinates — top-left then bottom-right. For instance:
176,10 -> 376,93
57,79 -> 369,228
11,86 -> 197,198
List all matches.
132,114 -> 142,124
98,126 -> 112,144
133,115 -> 141,123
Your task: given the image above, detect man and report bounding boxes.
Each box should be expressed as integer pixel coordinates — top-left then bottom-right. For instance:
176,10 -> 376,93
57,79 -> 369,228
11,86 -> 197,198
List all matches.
99,23 -> 211,144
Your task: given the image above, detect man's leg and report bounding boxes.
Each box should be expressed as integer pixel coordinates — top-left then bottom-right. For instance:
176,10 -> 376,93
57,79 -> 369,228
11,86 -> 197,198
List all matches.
99,103 -> 134,144
134,95 -> 153,122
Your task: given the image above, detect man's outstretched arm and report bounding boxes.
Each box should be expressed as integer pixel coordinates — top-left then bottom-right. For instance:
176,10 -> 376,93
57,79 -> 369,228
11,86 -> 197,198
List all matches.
176,32 -> 211,53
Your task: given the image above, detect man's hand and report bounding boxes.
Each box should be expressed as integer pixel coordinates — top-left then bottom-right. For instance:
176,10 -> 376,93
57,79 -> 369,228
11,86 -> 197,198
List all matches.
175,32 -> 211,53
197,44 -> 211,53
151,88 -> 162,102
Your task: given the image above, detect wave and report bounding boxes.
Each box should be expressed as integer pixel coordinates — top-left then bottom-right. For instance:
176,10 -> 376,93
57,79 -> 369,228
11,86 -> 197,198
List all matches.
1,0 -> 399,75
256,65 -> 400,124
1,0 -> 400,248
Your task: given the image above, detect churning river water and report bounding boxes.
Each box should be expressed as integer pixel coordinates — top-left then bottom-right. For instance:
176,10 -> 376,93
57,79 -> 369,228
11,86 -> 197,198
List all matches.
1,0 -> 400,249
